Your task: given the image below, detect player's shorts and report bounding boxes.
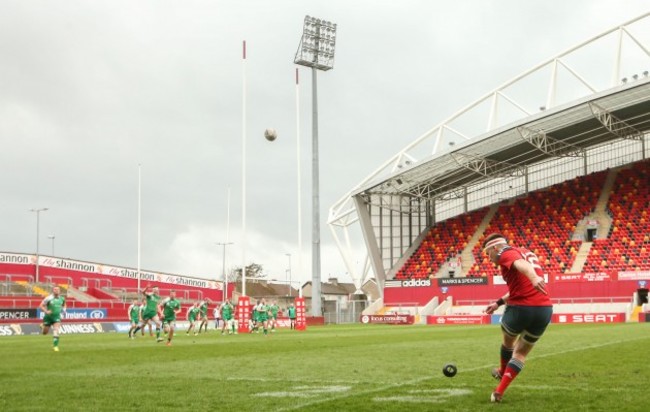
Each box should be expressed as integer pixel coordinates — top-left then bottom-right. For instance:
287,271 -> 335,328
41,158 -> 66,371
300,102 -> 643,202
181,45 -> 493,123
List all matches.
501,305 -> 553,344
142,311 -> 158,321
163,319 -> 176,327
272,314 -> 278,320
222,315 -> 232,321
188,315 -> 197,323
130,318 -> 139,325
42,314 -> 61,326
258,314 -> 268,322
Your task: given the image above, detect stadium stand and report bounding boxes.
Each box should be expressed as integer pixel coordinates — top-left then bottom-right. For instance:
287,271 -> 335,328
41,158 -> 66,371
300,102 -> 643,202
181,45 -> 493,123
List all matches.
467,169 -> 609,278
395,208 -> 486,279
0,259 -> 225,323
583,160 -> 650,273
378,161 -> 650,322
392,167 -> 617,281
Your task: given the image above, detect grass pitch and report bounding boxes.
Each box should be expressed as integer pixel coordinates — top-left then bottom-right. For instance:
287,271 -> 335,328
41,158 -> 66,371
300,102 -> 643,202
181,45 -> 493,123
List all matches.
1,323 -> 648,411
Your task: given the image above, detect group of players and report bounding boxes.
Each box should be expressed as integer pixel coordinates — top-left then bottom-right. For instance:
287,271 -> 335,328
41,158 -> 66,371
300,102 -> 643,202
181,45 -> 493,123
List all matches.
126,287 -> 181,345
37,284 -> 299,352
125,286 -> 298,346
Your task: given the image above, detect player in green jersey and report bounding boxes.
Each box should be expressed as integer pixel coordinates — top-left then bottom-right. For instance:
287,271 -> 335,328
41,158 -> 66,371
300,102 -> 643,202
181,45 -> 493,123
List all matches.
186,302 -> 200,336
127,298 -> 141,339
198,299 -> 210,334
159,290 -> 181,346
287,303 -> 297,330
269,300 -> 279,333
137,302 -> 152,337
255,298 -> 270,336
220,299 -> 236,335
133,286 -> 163,342
39,286 -> 66,351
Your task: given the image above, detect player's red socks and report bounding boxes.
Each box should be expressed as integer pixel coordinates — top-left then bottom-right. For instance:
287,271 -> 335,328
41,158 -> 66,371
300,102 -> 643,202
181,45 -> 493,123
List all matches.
496,358 -> 524,395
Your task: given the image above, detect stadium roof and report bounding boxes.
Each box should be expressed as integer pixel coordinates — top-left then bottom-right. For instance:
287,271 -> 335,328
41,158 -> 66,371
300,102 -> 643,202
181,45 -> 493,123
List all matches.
357,79 -> 650,200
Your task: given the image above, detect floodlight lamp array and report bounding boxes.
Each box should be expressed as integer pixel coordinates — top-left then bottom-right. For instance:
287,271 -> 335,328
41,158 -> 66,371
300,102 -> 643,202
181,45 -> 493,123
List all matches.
294,15 -> 337,71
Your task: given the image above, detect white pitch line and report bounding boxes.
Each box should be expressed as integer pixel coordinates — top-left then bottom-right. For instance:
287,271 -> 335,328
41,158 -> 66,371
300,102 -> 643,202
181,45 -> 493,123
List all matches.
374,388 -> 473,404
405,389 -> 473,395
227,377 -> 376,385
373,396 -> 446,404
255,385 -> 351,398
276,334 -> 650,411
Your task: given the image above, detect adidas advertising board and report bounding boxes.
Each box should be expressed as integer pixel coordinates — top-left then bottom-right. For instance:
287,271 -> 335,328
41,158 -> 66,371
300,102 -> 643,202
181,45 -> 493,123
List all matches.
384,279 -> 431,288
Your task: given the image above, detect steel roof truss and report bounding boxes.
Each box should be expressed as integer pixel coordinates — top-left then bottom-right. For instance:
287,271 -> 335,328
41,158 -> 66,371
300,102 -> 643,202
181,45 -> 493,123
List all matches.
450,152 -> 526,179
517,126 -> 586,158
589,102 -> 644,141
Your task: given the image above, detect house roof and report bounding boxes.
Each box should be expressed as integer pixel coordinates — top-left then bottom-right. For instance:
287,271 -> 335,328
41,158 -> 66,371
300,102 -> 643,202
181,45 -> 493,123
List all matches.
304,280 -> 356,295
234,280 -> 299,298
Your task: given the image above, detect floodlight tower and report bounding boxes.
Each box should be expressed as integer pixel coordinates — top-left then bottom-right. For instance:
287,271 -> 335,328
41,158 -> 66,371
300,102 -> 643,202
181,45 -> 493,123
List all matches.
294,16 -> 337,317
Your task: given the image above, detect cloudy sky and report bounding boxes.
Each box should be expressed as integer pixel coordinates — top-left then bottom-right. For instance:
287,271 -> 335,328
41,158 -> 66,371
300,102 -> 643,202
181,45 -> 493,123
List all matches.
1,1 -> 648,287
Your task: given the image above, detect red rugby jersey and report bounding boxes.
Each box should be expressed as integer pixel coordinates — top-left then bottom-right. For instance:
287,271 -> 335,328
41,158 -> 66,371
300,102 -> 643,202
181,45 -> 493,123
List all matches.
498,246 -> 552,306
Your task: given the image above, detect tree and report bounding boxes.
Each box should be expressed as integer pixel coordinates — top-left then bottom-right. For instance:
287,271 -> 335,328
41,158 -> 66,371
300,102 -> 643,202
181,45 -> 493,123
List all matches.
228,263 -> 265,282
